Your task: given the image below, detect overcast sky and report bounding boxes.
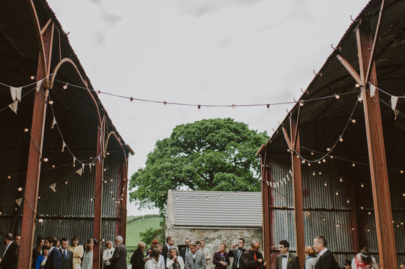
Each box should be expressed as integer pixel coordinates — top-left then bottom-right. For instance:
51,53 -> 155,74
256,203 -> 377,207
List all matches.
47,0 -> 369,215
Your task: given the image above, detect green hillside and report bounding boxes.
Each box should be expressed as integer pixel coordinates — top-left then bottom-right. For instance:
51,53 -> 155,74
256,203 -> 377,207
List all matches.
126,215 -> 161,248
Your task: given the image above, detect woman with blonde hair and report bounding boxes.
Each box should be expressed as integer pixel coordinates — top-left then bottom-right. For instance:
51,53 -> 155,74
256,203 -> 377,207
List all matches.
167,248 -> 185,269
304,246 -> 318,269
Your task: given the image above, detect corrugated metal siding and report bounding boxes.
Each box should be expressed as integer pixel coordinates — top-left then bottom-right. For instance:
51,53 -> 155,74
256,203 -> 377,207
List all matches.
171,191 -> 262,227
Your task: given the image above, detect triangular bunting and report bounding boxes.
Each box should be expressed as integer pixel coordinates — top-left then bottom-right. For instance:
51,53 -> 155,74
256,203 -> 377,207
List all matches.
15,198 -> 23,206
394,109 -> 400,120
49,183 -> 56,192
391,96 -> 399,111
9,101 -> 18,114
61,141 -> 66,152
265,181 -> 269,186
51,117 -> 57,129
76,167 -> 83,176
369,84 -> 376,97
10,87 -> 22,102
36,80 -> 43,92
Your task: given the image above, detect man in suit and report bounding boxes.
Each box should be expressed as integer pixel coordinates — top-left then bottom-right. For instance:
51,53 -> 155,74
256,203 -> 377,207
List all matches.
228,238 -> 246,269
130,242 -> 146,269
185,242 -> 206,269
0,233 -> 19,269
180,238 -> 191,261
240,241 -> 266,269
313,236 -> 339,269
60,238 -> 73,269
45,236 -> 62,269
110,235 -> 127,269
276,240 -> 299,269
162,236 -> 174,266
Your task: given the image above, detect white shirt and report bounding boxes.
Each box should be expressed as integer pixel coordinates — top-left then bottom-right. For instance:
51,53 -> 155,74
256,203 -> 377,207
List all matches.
318,248 -> 328,257
146,258 -> 160,269
159,255 -> 165,269
103,248 -> 115,265
167,256 -> 185,269
281,253 -> 289,269
192,253 -> 197,260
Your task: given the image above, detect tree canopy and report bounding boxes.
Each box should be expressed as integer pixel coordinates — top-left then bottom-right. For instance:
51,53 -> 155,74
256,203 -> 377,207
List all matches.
129,118 -> 268,211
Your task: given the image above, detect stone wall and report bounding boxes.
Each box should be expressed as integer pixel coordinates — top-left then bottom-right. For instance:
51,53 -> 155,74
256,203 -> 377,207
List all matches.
166,227 -> 263,269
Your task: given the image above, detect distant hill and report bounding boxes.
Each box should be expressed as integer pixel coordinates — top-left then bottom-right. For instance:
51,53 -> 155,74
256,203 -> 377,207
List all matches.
126,215 -> 161,247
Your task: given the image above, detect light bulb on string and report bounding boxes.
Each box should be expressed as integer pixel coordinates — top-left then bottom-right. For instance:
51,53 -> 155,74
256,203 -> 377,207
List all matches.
322,159 -> 326,163
318,171 -> 322,175
335,94 -> 340,100
360,206 -> 364,210
7,176 -> 11,179
324,182 -> 328,187
231,104 -> 236,109
339,136 -> 344,142
299,101 -> 304,107
312,171 -> 316,176
24,128 -> 29,133
335,192 -> 339,196
326,148 -> 331,152
18,187 -> 23,192
302,160 -> 306,164
330,155 -> 334,159
197,105 -> 201,111
48,100 -> 54,105
401,170 -> 404,174
63,83 -> 68,90
266,104 -> 270,110
352,162 -> 356,167
318,160 -> 321,164
307,162 -> 311,167
361,183 -> 364,188
339,177 -> 343,183
346,199 -> 350,204
351,118 -> 357,124
30,75 -> 35,80
310,152 -> 314,156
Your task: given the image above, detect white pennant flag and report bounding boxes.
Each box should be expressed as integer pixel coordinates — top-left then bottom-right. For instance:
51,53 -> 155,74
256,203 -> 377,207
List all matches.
266,181 -> 269,186
394,109 -> 400,120
89,163 -> 92,173
282,177 -> 287,184
15,198 -> 23,206
51,117 -> 57,129
76,167 -> 83,176
61,141 -> 66,152
73,157 -> 76,167
270,182 -> 275,188
275,182 -> 280,188
49,183 -> 56,192
369,84 -> 376,97
10,87 -> 22,102
36,80 -> 43,92
391,96 -> 399,111
9,101 -> 18,114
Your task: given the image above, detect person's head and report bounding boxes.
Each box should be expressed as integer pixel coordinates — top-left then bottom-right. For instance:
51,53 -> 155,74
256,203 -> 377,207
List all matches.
44,237 -> 51,248
53,237 -> 60,248
196,240 -> 201,250
4,233 -> 13,245
359,247 -> 372,265
219,243 -> 226,253
343,259 -> 351,269
238,238 -> 245,249
71,236 -> 79,247
400,262 -> 405,269
14,235 -> 21,246
279,240 -> 289,254
190,242 -> 197,254
61,238 -> 69,250
86,239 -> 94,251
200,240 -> 206,249
151,239 -> 159,248
250,241 -> 260,252
36,236 -> 44,249
138,242 -> 146,251
106,241 -> 113,249
313,236 -> 327,253
115,235 -> 123,245
166,236 -> 174,246
42,247 -> 50,257
169,248 -> 179,259
304,246 -> 316,258
151,248 -> 161,261
185,238 -> 191,247
46,236 -> 57,248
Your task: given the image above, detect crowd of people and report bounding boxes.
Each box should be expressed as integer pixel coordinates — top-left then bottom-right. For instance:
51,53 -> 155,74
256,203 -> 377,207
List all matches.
2,233 -> 405,269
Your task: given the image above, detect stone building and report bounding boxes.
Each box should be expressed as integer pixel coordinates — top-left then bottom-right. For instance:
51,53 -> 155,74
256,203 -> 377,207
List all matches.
166,190 -> 262,268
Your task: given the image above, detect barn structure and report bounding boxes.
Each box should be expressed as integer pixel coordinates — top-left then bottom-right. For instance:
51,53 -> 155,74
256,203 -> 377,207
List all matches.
257,0 -> 405,268
0,1 -> 132,268
166,190 -> 263,268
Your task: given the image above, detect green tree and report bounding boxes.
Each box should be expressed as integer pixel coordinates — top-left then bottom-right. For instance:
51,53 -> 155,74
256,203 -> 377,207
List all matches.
130,118 -> 268,211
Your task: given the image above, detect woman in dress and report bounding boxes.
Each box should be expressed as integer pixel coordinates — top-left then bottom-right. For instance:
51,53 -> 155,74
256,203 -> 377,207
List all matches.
351,247 -> 378,269
304,246 -> 318,269
167,248 -> 184,269
69,236 -> 84,269
145,248 -> 161,269
82,239 -> 94,269
35,247 -> 49,269
213,243 -> 230,269
103,241 -> 115,269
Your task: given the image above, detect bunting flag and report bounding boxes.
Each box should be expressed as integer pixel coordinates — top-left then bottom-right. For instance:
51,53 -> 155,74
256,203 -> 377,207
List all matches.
49,183 -> 56,192
15,198 -> 23,206
72,156 -> 76,167
8,101 -> 18,114
61,141 -> 66,152
10,87 -> 22,102
36,80 -> 43,92
391,96 -> 399,111
369,84 -> 376,97
51,117 -> 57,129
394,109 -> 400,120
89,163 -> 92,173
76,167 -> 83,176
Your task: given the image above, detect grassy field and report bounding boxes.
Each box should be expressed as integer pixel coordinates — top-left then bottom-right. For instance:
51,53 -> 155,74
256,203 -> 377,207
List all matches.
126,215 -> 161,248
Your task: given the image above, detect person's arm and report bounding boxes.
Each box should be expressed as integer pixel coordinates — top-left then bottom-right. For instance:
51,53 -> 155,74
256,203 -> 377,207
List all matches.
185,256 -> 190,269
225,253 -> 230,265
103,250 -> 109,262
75,246 -> 84,259
213,253 -> 220,266
179,257 -> 185,269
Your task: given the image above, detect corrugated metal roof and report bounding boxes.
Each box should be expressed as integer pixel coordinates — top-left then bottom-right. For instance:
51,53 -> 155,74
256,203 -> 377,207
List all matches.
169,190 -> 262,228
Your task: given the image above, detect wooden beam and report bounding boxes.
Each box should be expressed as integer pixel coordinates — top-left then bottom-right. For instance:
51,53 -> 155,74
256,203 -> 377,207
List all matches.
93,118 -> 105,269
336,55 -> 362,85
119,160 -> 128,243
17,23 -> 54,269
261,154 -> 271,269
282,127 -> 292,149
356,22 -> 397,268
289,117 -> 305,268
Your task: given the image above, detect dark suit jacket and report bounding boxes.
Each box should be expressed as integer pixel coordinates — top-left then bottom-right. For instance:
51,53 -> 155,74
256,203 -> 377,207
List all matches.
1,242 -> 19,269
110,244 -> 127,269
44,247 -> 62,269
130,248 -> 145,269
240,250 -> 264,269
315,250 -> 339,269
228,248 -> 246,269
60,249 -> 73,269
162,245 -> 170,266
276,253 -> 299,269
213,252 -> 230,269
179,246 -> 190,261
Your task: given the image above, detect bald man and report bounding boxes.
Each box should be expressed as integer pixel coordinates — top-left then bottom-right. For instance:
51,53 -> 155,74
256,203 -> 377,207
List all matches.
240,241 -> 266,269
130,242 -> 146,269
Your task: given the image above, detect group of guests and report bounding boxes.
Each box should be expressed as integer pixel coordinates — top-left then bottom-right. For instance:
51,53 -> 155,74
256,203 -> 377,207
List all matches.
129,236 -> 266,269
0,232 -> 127,269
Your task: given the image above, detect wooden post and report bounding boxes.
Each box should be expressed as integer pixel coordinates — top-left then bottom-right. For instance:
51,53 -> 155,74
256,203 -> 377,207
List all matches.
17,22 -> 54,269
119,160 -> 128,243
289,117 -> 305,268
356,22 -> 397,268
93,118 -> 105,269
261,155 -> 271,269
